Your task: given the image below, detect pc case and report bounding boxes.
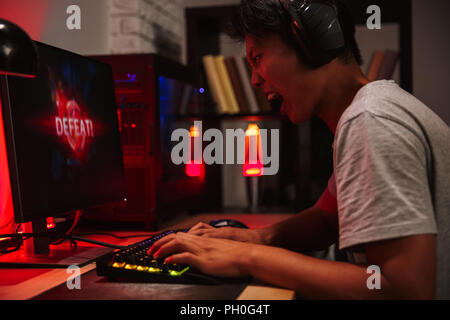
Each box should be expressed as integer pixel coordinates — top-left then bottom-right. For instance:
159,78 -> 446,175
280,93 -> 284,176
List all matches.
86,54 -> 210,229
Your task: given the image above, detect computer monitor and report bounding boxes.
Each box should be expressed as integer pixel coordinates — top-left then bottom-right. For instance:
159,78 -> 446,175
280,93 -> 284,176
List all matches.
0,41 -> 126,267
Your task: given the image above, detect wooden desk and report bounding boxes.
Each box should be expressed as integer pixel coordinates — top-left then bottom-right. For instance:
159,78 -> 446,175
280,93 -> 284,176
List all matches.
0,214 -> 296,300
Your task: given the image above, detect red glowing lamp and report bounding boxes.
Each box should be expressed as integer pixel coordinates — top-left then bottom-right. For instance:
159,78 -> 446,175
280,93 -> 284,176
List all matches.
186,162 -> 203,177
185,124 -> 204,177
243,124 -> 263,177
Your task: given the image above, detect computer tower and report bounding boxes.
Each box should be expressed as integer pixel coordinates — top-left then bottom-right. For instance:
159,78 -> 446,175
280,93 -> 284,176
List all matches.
86,54 -> 211,229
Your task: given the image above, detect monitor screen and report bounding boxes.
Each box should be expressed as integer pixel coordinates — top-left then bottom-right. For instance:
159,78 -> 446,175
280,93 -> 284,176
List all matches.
1,42 -> 125,223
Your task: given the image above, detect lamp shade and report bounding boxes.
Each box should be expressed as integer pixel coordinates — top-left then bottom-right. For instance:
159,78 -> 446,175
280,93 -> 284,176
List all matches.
0,19 -> 38,78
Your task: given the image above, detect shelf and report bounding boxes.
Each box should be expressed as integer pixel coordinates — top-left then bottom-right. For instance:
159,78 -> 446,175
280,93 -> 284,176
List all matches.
167,112 -> 287,122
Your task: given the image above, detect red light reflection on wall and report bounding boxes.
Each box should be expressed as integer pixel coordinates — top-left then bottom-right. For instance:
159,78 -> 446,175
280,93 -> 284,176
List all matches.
0,95 -> 14,233
0,0 -> 50,40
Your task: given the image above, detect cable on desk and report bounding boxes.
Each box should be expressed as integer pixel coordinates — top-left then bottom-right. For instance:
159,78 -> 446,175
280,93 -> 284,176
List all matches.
0,223 -> 25,255
66,235 -> 124,249
51,209 -> 84,245
73,231 -> 155,239
0,230 -> 124,252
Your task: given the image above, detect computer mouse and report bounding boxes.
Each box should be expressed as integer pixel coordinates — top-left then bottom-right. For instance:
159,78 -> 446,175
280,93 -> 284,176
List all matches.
209,219 -> 248,229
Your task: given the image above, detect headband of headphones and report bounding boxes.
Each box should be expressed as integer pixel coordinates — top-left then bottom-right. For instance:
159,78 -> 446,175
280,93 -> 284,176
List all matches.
279,0 -> 346,67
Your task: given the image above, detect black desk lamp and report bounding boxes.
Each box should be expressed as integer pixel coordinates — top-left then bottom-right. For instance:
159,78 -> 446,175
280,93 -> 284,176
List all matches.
0,19 -> 38,78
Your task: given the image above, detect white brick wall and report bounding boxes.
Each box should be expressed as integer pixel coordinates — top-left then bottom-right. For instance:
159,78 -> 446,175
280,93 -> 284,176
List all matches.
108,0 -> 185,63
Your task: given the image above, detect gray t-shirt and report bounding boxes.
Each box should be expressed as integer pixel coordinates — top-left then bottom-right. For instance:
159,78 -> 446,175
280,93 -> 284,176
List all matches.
333,80 -> 450,299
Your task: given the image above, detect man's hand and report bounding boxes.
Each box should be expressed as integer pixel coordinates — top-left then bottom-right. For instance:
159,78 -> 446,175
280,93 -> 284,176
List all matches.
187,222 -> 266,244
147,232 -> 255,278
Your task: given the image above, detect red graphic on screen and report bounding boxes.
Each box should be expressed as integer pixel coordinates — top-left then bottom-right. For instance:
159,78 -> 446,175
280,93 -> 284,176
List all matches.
53,83 -> 95,159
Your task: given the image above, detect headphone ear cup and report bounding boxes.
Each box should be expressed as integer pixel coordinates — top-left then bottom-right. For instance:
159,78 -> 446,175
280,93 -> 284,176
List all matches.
286,1 -> 346,67
290,21 -> 316,66
302,3 -> 345,52
281,0 -> 316,66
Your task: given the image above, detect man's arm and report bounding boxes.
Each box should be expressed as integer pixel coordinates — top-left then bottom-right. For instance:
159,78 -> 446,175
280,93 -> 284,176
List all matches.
188,176 -> 339,252
263,177 -> 339,251
187,203 -> 338,252
152,231 -> 435,299
243,234 -> 436,299
364,234 -> 436,299
260,204 -> 338,251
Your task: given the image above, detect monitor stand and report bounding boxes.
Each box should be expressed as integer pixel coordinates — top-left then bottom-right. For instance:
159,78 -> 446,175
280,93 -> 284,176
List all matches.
0,219 -> 113,268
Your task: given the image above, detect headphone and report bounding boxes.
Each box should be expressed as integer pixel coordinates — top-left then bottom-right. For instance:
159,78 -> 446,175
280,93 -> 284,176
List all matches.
279,0 -> 346,67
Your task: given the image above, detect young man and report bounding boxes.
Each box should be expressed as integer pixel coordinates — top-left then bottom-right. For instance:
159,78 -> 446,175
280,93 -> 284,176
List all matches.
149,0 -> 450,299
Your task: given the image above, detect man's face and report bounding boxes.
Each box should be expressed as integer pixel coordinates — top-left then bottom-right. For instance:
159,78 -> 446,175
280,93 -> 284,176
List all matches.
245,34 -> 323,124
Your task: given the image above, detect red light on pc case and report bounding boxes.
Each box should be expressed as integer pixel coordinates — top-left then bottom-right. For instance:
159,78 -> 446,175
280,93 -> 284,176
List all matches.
117,110 -> 122,133
46,217 -> 55,229
0,71 -> 35,78
243,124 -> 263,177
0,95 -> 14,234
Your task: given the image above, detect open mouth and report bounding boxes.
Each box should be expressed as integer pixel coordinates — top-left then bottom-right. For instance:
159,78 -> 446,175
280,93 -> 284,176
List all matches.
267,92 -> 286,115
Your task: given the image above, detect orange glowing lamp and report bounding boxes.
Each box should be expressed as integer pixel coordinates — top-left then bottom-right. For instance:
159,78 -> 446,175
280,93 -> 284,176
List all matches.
189,124 -> 200,138
243,124 -> 263,177
186,124 -> 204,177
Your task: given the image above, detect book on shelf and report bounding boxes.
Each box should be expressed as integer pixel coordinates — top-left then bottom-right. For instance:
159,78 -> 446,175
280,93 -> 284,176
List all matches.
366,49 -> 399,81
377,50 -> 398,80
232,55 -> 260,114
203,54 -> 273,115
366,50 -> 384,81
202,55 -> 229,114
178,84 -> 193,115
214,55 -> 240,114
255,88 -> 272,113
224,56 -> 249,114
242,59 -> 272,113
170,80 -> 184,115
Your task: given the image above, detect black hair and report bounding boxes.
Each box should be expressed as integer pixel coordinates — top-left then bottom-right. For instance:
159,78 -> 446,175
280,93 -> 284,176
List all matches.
225,0 -> 363,66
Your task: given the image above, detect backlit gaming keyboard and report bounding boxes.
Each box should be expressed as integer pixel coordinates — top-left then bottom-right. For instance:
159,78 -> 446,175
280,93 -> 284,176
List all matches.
96,230 -> 222,285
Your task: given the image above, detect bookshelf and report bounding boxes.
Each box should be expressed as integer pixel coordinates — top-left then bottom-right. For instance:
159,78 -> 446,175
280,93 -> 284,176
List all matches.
344,0 -> 412,92
185,5 -> 299,212
184,0 -> 413,211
